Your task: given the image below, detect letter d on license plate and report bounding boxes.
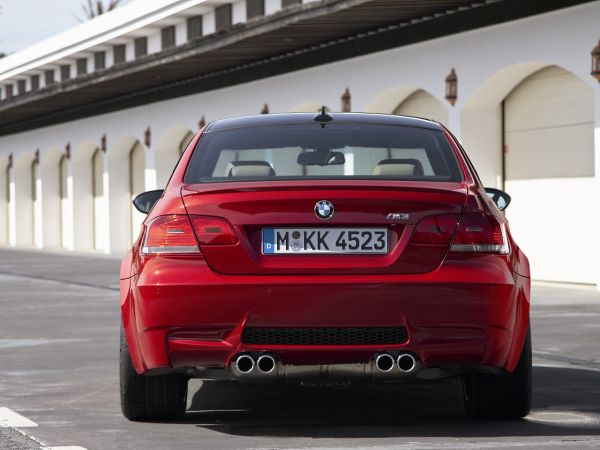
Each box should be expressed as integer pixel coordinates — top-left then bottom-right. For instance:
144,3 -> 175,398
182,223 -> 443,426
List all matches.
262,228 -> 388,254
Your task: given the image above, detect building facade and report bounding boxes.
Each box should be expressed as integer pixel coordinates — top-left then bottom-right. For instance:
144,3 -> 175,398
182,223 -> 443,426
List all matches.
0,0 -> 599,286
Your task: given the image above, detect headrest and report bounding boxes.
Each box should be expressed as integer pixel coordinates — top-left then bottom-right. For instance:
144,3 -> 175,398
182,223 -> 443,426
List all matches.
225,161 -> 276,177
371,158 -> 425,176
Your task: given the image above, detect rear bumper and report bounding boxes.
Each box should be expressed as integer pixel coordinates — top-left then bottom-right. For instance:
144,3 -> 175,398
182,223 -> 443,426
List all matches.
122,254 -> 530,376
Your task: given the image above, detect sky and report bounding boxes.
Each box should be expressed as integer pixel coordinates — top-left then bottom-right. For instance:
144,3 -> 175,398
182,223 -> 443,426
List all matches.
0,0 -> 131,54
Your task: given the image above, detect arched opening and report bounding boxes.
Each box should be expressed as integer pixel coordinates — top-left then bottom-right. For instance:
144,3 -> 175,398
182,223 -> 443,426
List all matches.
365,85 -> 421,114
92,148 -> 107,251
107,135 -> 147,254
154,126 -> 194,188
503,65 -> 594,283
12,152 -> 35,246
461,62 -> 549,187
59,154 -> 72,249
393,89 -> 449,126
71,141 -> 98,251
39,146 -> 63,248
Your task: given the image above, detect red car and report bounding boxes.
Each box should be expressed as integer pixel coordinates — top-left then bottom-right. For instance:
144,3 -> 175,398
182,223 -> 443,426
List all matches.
119,111 -> 531,421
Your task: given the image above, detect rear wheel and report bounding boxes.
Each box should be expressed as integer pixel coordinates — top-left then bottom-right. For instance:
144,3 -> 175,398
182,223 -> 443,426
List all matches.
120,324 -> 188,421
463,325 -> 532,419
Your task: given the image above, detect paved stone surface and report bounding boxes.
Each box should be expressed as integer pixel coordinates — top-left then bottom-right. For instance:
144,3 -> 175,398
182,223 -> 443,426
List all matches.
0,248 -> 599,450
0,427 -> 40,450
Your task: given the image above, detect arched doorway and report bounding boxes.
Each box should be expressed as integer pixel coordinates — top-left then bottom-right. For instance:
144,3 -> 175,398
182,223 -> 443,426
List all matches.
504,65 -> 594,283
107,135 -> 146,254
71,141 -> 99,251
12,152 -> 35,246
59,154 -> 72,249
39,147 -> 63,248
92,148 -> 107,251
393,89 -> 449,126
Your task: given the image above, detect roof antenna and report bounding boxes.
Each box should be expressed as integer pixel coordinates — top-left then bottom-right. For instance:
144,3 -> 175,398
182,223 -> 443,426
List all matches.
314,106 -> 333,128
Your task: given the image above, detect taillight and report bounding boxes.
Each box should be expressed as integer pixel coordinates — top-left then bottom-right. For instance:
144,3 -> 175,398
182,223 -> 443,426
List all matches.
450,213 -> 509,254
411,214 -> 459,245
190,216 -> 238,245
142,215 -> 200,255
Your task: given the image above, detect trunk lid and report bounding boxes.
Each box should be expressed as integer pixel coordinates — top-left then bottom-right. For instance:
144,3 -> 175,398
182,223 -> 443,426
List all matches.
182,180 -> 467,275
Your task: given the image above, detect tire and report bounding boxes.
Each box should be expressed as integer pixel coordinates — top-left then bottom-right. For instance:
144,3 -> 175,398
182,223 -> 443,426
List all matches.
120,324 -> 188,421
463,325 -> 532,419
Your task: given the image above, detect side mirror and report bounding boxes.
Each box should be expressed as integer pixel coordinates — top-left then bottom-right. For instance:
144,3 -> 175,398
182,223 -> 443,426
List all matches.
484,187 -> 511,211
133,189 -> 164,214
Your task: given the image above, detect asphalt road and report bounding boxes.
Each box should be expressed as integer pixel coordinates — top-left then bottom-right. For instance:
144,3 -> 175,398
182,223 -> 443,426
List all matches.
0,248 -> 599,450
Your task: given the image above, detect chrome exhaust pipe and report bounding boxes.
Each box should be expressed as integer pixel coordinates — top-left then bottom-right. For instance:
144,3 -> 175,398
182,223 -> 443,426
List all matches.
234,354 -> 255,374
397,353 -> 417,373
375,353 -> 395,372
256,354 -> 276,374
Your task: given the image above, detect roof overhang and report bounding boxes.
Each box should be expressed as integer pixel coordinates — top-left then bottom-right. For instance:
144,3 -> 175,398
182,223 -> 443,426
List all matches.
0,0 -> 593,136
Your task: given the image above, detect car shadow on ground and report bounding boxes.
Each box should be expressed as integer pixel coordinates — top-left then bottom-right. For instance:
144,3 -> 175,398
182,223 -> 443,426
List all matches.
179,365 -> 600,438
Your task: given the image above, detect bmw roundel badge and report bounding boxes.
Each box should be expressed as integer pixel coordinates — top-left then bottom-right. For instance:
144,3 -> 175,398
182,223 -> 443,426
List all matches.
315,200 -> 334,220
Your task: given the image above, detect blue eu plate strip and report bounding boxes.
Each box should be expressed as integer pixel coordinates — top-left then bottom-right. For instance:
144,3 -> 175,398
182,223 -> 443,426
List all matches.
262,228 -> 275,254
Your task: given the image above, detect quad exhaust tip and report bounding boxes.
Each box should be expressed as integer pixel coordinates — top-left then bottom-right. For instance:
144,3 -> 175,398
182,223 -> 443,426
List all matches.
256,354 -> 276,374
375,353 -> 395,372
397,353 -> 417,372
235,354 -> 255,374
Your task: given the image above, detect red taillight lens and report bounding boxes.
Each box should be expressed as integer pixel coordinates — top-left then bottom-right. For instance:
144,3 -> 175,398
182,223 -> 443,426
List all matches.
450,213 -> 509,254
190,216 -> 238,245
411,214 -> 459,245
142,215 -> 200,255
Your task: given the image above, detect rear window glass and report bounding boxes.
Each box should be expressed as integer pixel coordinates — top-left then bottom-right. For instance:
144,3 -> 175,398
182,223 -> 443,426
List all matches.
184,123 -> 463,183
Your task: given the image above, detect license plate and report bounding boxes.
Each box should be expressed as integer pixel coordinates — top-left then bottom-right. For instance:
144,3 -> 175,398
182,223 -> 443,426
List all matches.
262,228 -> 388,255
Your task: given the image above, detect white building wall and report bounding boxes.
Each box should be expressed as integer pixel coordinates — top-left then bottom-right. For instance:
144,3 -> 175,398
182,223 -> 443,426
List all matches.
0,2 -> 599,285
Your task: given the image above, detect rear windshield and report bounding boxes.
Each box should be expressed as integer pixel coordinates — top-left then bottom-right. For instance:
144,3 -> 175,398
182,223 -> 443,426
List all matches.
184,123 -> 463,183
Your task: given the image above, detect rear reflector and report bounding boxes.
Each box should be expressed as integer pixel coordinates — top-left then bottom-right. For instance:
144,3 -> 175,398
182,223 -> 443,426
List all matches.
190,216 -> 238,246
142,215 -> 200,255
450,213 -> 509,254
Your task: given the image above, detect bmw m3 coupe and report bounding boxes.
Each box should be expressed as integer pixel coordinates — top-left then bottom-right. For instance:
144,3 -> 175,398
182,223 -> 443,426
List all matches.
119,111 -> 531,421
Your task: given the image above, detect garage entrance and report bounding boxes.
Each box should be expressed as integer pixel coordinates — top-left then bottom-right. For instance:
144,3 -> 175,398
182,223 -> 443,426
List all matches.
504,66 -> 595,283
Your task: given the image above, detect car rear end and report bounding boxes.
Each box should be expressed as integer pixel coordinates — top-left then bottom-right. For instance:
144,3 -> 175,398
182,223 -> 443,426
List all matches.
120,113 -> 531,420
